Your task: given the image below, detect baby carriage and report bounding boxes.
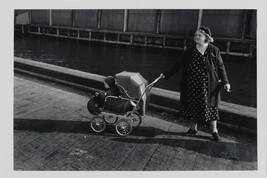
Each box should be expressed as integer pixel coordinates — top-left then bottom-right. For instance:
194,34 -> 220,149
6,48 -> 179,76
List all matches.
87,71 -> 162,137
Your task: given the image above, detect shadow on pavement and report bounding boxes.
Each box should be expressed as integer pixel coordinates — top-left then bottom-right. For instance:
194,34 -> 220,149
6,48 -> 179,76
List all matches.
111,136 -> 257,162
130,126 -> 213,140
14,118 -> 207,139
14,118 -> 257,163
14,118 -> 94,135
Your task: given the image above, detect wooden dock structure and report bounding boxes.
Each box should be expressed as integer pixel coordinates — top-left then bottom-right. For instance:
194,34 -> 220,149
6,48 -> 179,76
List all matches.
14,9 -> 257,57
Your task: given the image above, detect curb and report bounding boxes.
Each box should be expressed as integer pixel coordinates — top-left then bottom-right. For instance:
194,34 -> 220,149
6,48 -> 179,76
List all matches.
14,57 -> 257,135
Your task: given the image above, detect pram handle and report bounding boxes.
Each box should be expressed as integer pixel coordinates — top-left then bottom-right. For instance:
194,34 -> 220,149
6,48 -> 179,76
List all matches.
147,75 -> 163,88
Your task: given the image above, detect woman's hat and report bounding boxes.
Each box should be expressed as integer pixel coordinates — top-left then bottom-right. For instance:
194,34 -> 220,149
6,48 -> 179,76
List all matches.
199,26 -> 212,36
198,26 -> 214,42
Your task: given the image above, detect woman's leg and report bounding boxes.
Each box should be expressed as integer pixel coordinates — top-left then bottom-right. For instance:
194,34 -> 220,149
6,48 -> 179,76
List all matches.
210,120 -> 220,141
185,119 -> 198,136
209,120 -> 218,133
190,120 -> 198,131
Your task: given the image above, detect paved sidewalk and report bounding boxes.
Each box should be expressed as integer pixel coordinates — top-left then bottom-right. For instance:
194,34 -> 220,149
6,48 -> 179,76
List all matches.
14,73 -> 257,170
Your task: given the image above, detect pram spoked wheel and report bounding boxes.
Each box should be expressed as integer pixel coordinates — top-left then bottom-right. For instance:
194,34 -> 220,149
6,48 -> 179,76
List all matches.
90,116 -> 106,133
127,112 -> 142,128
115,119 -> 132,137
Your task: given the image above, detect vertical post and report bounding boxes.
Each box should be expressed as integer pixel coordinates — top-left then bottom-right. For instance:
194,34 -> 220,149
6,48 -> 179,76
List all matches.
97,10 -> 102,30
156,9 -> 162,34
130,34 -> 133,44
145,36 -> 148,45
72,10 -> 75,27
226,41 -> 231,54
49,10 -> 52,26
242,10 -> 252,39
197,9 -> 203,28
184,39 -> 187,51
14,11 -> 16,25
247,10 -> 253,39
29,10 -> 32,24
123,9 -> 128,32
57,28 -> 59,37
241,10 -> 248,39
104,33 -> 106,42
89,31 -> 92,41
117,34 -> 120,42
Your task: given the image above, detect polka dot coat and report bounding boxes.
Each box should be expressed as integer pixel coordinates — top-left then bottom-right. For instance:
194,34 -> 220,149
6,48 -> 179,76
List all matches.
163,44 -> 230,122
180,48 -> 219,121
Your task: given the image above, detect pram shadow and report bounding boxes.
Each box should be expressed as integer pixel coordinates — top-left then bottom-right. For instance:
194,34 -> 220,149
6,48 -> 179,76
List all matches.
14,117 -> 209,140
14,118 -> 256,162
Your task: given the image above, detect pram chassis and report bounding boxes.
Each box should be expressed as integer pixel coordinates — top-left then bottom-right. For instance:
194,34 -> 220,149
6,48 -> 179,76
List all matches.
89,76 -> 162,136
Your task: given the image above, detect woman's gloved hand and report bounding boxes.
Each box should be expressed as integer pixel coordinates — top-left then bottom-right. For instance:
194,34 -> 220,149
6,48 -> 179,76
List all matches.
224,83 -> 231,92
160,73 -> 165,79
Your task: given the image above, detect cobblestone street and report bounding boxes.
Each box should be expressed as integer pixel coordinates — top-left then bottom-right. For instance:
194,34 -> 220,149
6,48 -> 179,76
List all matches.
14,73 -> 257,170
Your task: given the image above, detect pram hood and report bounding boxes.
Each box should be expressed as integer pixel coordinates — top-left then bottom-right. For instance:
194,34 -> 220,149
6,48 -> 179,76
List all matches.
115,71 -> 150,114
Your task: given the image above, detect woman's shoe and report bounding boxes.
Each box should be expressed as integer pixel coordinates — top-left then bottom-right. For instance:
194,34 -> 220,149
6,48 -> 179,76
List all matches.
185,128 -> 197,136
212,132 -> 220,142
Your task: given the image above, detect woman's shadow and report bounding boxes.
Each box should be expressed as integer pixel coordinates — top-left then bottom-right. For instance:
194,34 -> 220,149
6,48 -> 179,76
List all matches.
14,117 -> 257,163
130,125 -> 212,140
113,126 -> 257,163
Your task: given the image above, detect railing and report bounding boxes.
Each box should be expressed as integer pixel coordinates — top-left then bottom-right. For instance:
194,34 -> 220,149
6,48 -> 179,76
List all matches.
15,24 -> 256,57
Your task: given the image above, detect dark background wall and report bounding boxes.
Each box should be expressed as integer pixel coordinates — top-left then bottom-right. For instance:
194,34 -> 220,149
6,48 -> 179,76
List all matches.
52,10 -> 73,27
31,10 -> 50,25
100,10 -> 124,31
248,10 -> 257,39
201,10 -> 244,38
160,10 -> 199,36
16,9 -> 256,40
73,10 -> 98,29
127,10 -> 158,33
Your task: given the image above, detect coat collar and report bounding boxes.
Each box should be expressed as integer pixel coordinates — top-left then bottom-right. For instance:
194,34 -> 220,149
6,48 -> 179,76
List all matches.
195,43 -> 210,55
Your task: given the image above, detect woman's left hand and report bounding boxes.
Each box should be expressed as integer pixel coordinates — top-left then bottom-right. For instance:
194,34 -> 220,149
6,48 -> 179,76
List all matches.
159,73 -> 165,79
224,84 -> 231,92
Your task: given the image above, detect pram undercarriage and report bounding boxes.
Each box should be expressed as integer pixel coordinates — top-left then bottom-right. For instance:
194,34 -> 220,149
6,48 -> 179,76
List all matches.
88,96 -> 143,136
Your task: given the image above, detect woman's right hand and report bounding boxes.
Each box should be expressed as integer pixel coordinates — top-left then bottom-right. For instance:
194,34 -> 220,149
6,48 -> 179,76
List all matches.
160,73 -> 165,79
224,83 -> 231,92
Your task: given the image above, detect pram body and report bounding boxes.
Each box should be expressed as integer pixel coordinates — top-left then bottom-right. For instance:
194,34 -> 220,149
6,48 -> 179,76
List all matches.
87,71 -> 161,136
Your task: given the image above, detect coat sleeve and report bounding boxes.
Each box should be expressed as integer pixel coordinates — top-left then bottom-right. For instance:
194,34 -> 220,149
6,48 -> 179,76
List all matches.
216,49 -> 230,85
163,50 -> 188,80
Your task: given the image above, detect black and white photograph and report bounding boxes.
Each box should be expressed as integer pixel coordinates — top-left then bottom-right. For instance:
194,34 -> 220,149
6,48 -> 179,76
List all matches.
1,0 -> 267,177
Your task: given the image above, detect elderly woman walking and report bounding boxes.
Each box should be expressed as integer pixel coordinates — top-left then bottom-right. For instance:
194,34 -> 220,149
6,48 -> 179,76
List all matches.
160,26 -> 231,141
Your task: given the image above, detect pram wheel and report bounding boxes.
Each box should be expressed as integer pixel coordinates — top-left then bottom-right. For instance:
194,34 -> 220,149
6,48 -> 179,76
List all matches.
115,119 -> 132,137
90,116 -> 106,133
127,112 -> 142,128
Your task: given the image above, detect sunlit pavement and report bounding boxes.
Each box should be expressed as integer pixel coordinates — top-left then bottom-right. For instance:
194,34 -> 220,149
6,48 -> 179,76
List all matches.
14,73 -> 257,170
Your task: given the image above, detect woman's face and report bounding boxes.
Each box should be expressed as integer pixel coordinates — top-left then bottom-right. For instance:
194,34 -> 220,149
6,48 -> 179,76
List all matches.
194,31 -> 207,44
